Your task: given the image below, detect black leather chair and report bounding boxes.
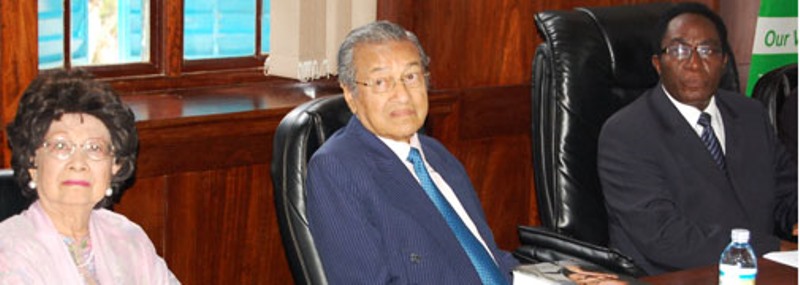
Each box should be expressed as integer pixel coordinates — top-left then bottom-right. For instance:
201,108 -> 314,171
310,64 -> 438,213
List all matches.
518,3 -> 740,277
271,95 -> 351,285
752,63 -> 797,128
0,168 -> 28,222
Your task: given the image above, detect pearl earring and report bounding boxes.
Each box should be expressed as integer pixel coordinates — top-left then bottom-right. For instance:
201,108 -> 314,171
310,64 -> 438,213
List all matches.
105,188 -> 113,197
28,181 -> 36,189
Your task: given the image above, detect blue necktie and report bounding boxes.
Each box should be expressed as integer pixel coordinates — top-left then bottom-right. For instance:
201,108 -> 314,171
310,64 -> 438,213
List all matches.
407,148 -> 508,285
698,112 -> 726,170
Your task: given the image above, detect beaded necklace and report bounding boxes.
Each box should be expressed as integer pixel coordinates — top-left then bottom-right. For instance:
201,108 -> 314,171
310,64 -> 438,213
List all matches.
63,235 -> 100,284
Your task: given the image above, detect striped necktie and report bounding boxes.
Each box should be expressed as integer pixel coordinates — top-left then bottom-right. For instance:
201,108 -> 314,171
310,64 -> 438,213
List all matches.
407,147 -> 508,285
698,112 -> 726,170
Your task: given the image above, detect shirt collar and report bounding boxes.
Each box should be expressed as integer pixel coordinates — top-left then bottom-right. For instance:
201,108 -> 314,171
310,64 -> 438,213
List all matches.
377,133 -> 422,162
661,84 -> 722,126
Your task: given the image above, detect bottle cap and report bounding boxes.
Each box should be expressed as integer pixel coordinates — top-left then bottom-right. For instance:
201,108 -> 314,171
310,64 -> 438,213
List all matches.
731,228 -> 750,243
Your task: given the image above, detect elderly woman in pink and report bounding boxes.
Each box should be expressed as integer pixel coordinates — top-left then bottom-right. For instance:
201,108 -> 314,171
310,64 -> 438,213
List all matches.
0,70 -> 179,284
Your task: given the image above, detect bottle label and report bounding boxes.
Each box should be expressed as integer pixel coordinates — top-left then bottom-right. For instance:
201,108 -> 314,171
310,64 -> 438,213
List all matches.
719,264 -> 757,285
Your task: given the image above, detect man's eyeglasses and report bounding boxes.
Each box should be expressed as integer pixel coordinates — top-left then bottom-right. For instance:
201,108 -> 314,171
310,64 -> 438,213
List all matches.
660,44 -> 723,61
40,138 -> 114,161
355,71 -> 429,93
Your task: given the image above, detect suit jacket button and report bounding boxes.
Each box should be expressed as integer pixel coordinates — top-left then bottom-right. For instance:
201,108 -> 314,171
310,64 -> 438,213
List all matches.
409,253 -> 421,264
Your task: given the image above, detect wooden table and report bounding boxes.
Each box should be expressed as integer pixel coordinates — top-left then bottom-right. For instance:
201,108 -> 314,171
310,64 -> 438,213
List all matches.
641,258 -> 797,284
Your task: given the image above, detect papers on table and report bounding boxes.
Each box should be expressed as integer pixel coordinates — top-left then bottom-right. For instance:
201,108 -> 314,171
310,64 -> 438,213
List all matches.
512,261 -> 645,285
512,262 -> 570,285
763,250 -> 797,268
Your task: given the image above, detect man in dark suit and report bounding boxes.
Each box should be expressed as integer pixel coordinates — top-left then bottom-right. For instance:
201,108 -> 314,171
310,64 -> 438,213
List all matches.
306,21 -> 518,284
598,3 -> 797,275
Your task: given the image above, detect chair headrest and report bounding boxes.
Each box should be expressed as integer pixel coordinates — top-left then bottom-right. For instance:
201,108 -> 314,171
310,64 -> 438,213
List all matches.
577,4 -> 670,89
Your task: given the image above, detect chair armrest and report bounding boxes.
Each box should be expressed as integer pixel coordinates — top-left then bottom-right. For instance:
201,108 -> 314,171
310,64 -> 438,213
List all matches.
514,225 -> 647,277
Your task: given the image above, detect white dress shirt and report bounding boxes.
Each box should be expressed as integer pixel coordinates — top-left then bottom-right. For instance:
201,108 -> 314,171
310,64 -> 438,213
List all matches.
663,85 -> 726,153
377,133 -> 497,262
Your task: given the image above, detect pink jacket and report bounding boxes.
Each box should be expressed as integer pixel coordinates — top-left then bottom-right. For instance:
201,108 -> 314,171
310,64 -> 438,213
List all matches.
0,201 -> 179,284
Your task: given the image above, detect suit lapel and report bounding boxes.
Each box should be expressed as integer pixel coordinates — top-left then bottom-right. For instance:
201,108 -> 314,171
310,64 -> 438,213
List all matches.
648,87 -> 751,216
715,94 -> 753,219
350,119 -> 466,254
717,94 -> 744,179
648,87 -> 730,186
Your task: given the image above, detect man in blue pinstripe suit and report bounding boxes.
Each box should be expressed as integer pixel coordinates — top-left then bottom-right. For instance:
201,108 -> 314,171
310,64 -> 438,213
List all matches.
306,21 -> 518,284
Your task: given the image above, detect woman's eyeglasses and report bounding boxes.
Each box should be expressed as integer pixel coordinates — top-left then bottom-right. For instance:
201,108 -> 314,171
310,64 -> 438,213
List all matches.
40,138 -> 114,161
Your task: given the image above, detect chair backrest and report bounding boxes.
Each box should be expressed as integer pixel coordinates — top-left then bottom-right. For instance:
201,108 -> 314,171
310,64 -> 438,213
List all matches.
752,63 -> 798,161
270,95 -> 351,285
752,63 -> 797,131
531,3 -> 740,247
0,169 -> 28,222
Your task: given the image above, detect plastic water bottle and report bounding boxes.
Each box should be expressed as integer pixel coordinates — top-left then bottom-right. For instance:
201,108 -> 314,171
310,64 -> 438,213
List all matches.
719,228 -> 757,285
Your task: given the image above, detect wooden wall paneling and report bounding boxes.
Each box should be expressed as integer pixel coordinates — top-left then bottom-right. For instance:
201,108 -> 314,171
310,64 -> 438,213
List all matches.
456,86 -> 535,250
116,86 -> 343,284
458,85 -> 531,140
377,0 -> 417,32
0,0 -> 38,166
163,0 -> 183,76
163,165 -> 291,284
116,98 -> 293,283
720,0 -> 759,92
134,111 -> 283,178
457,133 -> 534,250
407,0 -> 536,89
535,0 -> 718,12
109,70 -> 280,93
114,176 -> 168,254
426,90 -> 460,144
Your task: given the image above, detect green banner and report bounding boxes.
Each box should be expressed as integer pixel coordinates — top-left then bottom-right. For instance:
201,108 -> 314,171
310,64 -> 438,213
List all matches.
746,0 -> 798,96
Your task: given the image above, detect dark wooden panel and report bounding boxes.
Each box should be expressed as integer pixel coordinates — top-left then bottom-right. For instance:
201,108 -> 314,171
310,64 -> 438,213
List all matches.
164,165 -> 291,284
109,69 -> 274,93
720,0 -> 759,92
112,84 -> 321,283
457,135 -> 536,250
0,0 -> 38,164
406,0 -> 537,89
114,177 -> 168,254
459,85 -> 531,140
122,79 -> 341,121
127,81 -> 342,178
641,258 -> 796,284
535,0 -> 718,11
163,0 -> 182,76
135,114 -> 278,177
455,85 -> 535,250
377,0 -> 417,31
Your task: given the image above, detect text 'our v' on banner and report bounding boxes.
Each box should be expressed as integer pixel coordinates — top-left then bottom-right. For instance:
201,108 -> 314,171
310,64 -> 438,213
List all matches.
746,0 -> 798,96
